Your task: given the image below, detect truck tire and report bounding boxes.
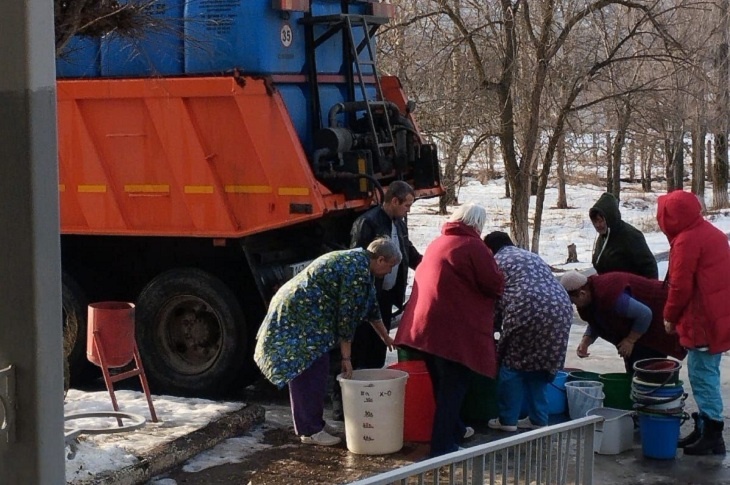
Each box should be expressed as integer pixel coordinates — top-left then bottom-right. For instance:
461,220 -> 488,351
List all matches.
62,272 -> 96,386
135,268 -> 247,396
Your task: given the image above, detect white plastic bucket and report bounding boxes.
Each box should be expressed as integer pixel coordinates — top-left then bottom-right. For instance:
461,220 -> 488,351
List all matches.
337,369 -> 409,455
565,380 -> 605,420
587,407 -> 635,454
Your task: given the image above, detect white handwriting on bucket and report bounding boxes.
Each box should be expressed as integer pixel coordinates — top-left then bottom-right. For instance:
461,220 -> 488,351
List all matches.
360,388 -> 397,438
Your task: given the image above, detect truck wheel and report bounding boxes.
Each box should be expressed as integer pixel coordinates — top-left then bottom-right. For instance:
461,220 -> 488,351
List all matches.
136,268 -> 247,396
62,272 -> 96,386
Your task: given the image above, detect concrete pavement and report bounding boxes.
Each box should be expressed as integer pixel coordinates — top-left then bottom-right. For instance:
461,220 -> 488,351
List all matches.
86,317 -> 730,484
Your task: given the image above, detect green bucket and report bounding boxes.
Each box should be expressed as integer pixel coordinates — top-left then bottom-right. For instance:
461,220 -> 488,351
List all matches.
568,370 -> 600,382
599,372 -> 633,410
397,346 -> 425,362
461,373 -> 499,423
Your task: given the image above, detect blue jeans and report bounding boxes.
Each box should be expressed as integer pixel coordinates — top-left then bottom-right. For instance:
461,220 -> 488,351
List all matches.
687,349 -> 723,421
497,365 -> 550,426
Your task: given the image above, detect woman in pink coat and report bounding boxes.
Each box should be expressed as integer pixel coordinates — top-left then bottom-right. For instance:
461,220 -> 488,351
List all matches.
395,203 -> 504,456
658,190 -> 730,455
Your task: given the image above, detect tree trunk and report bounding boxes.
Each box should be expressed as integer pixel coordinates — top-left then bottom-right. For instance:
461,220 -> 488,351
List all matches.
556,132 -> 567,209
438,134 -> 463,214
496,0 -> 530,248
673,138 -> 684,191
707,138 -> 713,184
713,0 -> 730,208
610,101 -> 631,199
487,138 -> 495,177
510,171 -> 530,249
641,141 -> 654,192
628,138 -> 636,182
713,132 -> 729,208
664,135 -> 683,192
692,126 -> 706,212
606,132 -> 613,193
592,132 -> 600,178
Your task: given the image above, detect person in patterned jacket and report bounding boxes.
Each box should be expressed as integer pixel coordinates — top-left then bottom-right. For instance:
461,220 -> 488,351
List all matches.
254,238 -> 399,447
483,232 -> 573,432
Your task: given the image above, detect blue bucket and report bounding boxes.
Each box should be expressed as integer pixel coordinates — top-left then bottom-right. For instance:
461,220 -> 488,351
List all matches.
639,413 -> 681,459
520,371 -> 569,417
548,371 -> 568,415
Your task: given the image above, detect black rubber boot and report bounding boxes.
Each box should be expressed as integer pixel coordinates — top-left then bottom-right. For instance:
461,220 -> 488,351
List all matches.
678,412 -> 703,449
684,419 -> 726,456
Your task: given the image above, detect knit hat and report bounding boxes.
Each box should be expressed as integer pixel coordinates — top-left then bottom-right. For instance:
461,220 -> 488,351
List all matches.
560,270 -> 588,292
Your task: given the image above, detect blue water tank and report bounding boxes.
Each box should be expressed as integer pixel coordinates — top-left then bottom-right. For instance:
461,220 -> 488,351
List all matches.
310,0 -> 344,74
184,0 -> 306,74
278,84 -> 311,151
56,36 -> 101,78
101,0 -> 185,76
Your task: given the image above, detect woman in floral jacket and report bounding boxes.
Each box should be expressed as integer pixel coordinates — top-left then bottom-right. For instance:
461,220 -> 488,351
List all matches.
255,238 -> 399,446
484,232 -> 573,432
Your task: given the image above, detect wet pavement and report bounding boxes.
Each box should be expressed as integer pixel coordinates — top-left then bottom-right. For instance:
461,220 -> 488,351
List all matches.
156,318 -> 730,484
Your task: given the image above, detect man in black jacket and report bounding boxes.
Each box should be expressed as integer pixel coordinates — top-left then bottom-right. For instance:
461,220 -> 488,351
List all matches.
590,193 -> 657,279
330,181 -> 422,420
350,180 -> 422,368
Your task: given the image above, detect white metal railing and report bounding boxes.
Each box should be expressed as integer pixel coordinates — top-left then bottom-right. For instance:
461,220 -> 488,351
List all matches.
348,415 -> 601,485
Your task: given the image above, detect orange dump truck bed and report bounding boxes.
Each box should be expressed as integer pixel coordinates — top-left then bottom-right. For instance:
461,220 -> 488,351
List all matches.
57,76 -> 365,237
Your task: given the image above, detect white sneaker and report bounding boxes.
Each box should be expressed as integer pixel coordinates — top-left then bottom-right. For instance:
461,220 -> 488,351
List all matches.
323,423 -> 340,435
300,430 -> 341,446
517,417 -> 546,430
463,426 -> 475,439
488,418 -> 517,432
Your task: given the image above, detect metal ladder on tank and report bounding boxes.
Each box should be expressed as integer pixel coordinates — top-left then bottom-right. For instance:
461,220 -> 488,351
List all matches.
342,14 -> 396,170
303,13 -> 397,171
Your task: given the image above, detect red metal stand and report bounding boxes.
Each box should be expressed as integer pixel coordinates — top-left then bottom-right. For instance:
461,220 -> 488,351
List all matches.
90,332 -> 158,424
87,302 -> 157,424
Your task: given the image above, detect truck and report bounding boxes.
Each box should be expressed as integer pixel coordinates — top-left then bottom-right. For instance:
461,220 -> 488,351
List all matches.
57,0 -> 441,396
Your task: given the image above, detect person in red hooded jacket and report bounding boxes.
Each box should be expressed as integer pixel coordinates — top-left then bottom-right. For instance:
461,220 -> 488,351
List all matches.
658,190 -> 730,456
395,203 -> 504,457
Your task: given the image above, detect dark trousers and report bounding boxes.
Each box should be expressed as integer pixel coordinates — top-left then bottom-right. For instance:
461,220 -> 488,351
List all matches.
289,353 -> 329,436
352,289 -> 396,369
329,289 -> 396,409
625,345 -> 666,374
424,353 -> 472,457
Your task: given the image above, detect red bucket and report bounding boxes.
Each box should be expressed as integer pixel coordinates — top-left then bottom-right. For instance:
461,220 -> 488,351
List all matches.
388,361 -> 435,442
86,301 -> 136,368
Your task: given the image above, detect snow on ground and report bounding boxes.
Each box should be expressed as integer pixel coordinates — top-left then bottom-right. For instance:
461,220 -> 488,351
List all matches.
64,179 -> 730,483
64,390 -> 244,483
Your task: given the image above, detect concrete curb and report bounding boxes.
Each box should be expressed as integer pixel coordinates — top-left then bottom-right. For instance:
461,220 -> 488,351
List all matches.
72,403 -> 266,485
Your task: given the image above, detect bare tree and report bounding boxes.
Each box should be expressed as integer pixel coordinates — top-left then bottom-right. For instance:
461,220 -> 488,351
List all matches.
55,0 -> 154,55
713,0 -> 730,208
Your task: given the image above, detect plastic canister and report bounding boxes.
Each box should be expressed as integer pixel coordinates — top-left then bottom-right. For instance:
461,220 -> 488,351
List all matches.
639,413 -> 683,459
587,407 -> 635,454
565,381 -> 604,420
599,373 -> 633,410
387,361 -> 435,443
337,369 -> 408,454
568,370 -> 600,382
461,373 -> 499,422
548,371 -> 569,415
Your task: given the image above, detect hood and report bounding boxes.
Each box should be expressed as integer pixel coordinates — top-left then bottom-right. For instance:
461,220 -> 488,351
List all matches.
442,221 -> 481,239
590,193 -> 621,228
657,190 -> 703,240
